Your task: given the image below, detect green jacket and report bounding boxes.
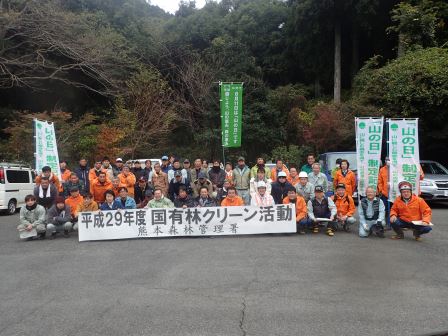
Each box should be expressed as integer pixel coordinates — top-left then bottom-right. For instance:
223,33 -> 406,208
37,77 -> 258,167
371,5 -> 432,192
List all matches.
19,205 -> 46,227
250,165 -> 271,179
146,197 -> 174,209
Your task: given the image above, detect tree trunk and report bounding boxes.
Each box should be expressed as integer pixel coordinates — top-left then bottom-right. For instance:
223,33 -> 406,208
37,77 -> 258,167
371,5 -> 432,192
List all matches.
333,17 -> 342,104
350,22 -> 359,85
314,77 -> 321,98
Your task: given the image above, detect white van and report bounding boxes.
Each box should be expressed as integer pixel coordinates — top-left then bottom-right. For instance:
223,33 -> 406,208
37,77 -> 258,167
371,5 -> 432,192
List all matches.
0,162 -> 35,215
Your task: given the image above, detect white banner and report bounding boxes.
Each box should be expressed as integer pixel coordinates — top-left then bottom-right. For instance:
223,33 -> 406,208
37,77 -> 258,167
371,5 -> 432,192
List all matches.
387,119 -> 420,201
78,204 -> 296,241
34,119 -> 61,179
355,117 -> 384,197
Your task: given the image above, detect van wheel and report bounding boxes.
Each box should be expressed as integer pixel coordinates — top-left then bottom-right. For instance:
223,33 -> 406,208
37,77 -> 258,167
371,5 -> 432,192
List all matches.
7,200 -> 17,215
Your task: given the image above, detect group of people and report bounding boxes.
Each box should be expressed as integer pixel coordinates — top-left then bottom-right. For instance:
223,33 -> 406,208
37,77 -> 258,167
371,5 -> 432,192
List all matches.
18,153 -> 432,241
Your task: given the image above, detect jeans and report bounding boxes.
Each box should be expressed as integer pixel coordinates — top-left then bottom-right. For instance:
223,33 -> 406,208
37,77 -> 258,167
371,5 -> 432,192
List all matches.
391,218 -> 432,236
237,189 -> 251,206
297,218 -> 312,231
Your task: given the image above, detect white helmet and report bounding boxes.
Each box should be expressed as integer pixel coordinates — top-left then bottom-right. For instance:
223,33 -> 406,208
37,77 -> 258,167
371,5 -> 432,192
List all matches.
298,171 -> 308,178
257,181 -> 267,189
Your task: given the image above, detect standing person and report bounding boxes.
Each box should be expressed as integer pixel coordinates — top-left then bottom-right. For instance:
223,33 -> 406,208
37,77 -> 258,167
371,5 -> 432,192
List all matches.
174,186 -> 196,208
250,157 -> 271,179
89,160 -> 105,185
17,195 -> 47,240
132,161 -> 145,180
301,154 -> 317,174
271,171 -> 293,204
283,189 -> 310,235
220,187 -> 244,206
195,187 -> 217,207
168,171 -> 192,201
249,168 -> 272,198
33,177 -> 58,210
65,187 -> 84,231
161,155 -> 172,174
331,183 -> 356,232
35,165 -> 61,191
208,160 -> 226,192
134,177 -> 152,206
270,159 -> 290,182
74,158 -> 90,191
90,171 -> 112,205
287,167 -> 300,187
333,159 -> 356,197
233,157 -> 251,205
390,181 -> 432,241
192,172 -> 213,198
216,180 -> 232,205
224,162 -> 234,186
358,186 -> 385,238
143,160 -> 154,182
190,158 -> 209,181
102,156 -> 117,180
331,158 -> 342,179
59,161 -> 71,193
151,163 -> 169,196
296,171 -> 314,202
63,173 -> 86,197
46,196 -> 73,238
167,159 -> 186,181
377,157 -> 392,227
100,190 -> 120,211
181,159 -> 192,182
115,158 -> 124,174
250,181 -> 275,207
308,163 -> 328,192
146,189 -> 174,208
307,186 -> 337,237
114,187 -> 137,209
118,165 -> 137,198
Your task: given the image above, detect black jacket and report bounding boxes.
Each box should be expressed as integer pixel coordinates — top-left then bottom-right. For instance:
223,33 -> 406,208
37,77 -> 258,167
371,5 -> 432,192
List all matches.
174,195 -> 196,208
271,181 -> 294,204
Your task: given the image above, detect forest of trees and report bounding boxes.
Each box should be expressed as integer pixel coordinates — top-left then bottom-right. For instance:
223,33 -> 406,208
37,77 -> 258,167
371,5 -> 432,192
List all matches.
1,0 -> 447,165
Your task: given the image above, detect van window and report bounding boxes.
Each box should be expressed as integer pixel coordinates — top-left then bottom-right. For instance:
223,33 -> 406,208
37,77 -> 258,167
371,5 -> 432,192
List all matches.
6,170 -> 30,183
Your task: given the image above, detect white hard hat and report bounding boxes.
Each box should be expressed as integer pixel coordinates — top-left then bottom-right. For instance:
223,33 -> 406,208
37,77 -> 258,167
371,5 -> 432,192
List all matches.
257,181 -> 267,189
278,171 -> 287,178
298,171 -> 308,178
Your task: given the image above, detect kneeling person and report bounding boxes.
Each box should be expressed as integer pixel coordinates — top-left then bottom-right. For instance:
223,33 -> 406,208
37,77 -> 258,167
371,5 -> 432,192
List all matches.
17,195 -> 46,240
358,186 -> 385,238
331,183 -> 356,231
47,196 -> 73,238
283,188 -> 310,235
307,186 -> 337,236
390,181 -> 432,241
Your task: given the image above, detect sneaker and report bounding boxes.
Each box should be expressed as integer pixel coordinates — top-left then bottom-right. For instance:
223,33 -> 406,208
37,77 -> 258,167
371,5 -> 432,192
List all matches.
326,229 -> 334,237
64,230 -> 70,238
313,227 -> 319,233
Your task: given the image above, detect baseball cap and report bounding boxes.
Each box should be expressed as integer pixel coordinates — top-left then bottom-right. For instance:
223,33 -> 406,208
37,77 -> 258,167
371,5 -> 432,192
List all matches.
161,155 -> 169,160
183,159 -> 190,163
116,158 -> 123,162
238,156 -> 245,161
138,176 -> 147,182
314,185 -> 324,192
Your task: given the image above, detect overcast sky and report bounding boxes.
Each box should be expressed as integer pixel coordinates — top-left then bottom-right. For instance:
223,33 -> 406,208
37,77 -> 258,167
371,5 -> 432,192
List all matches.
151,0 -> 206,14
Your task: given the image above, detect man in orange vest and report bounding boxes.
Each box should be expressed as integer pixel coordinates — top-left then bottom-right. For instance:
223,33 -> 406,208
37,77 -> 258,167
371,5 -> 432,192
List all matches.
390,181 -> 432,241
283,188 -> 310,235
331,183 -> 356,232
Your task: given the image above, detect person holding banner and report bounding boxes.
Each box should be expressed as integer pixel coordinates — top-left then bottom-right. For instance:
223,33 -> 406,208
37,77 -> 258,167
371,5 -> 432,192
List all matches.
220,187 -> 244,206
174,186 -> 196,208
18,195 -> 47,240
35,166 -> 61,192
100,190 -> 121,211
283,188 -> 310,235
195,187 -> 217,207
333,160 -> 356,197
331,183 -> 356,232
145,189 -> 173,208
390,181 -> 432,241
115,187 -> 137,209
307,186 -> 337,237
358,187 -> 385,238
251,181 -> 275,206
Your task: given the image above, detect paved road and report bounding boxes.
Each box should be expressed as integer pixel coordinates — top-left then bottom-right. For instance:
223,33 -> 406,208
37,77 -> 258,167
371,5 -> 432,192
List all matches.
1,205 -> 448,336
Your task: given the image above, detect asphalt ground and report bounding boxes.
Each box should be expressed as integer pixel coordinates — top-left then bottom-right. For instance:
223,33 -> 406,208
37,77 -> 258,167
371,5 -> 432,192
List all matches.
1,204 -> 447,336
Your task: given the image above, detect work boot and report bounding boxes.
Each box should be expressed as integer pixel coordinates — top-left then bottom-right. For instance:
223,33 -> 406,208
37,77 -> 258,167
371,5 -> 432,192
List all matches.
413,230 -> 422,242
313,226 -> 319,234
326,228 -> 334,237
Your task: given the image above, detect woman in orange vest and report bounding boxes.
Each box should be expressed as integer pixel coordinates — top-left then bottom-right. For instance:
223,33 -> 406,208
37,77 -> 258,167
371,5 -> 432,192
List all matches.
333,159 -> 356,197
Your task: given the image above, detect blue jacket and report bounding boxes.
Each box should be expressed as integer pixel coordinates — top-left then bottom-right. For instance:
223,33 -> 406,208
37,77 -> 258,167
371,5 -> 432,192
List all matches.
100,202 -> 121,211
114,197 -> 136,209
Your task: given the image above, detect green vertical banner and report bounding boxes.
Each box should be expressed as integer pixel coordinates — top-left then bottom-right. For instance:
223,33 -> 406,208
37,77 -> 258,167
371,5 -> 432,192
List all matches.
220,82 -> 243,147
